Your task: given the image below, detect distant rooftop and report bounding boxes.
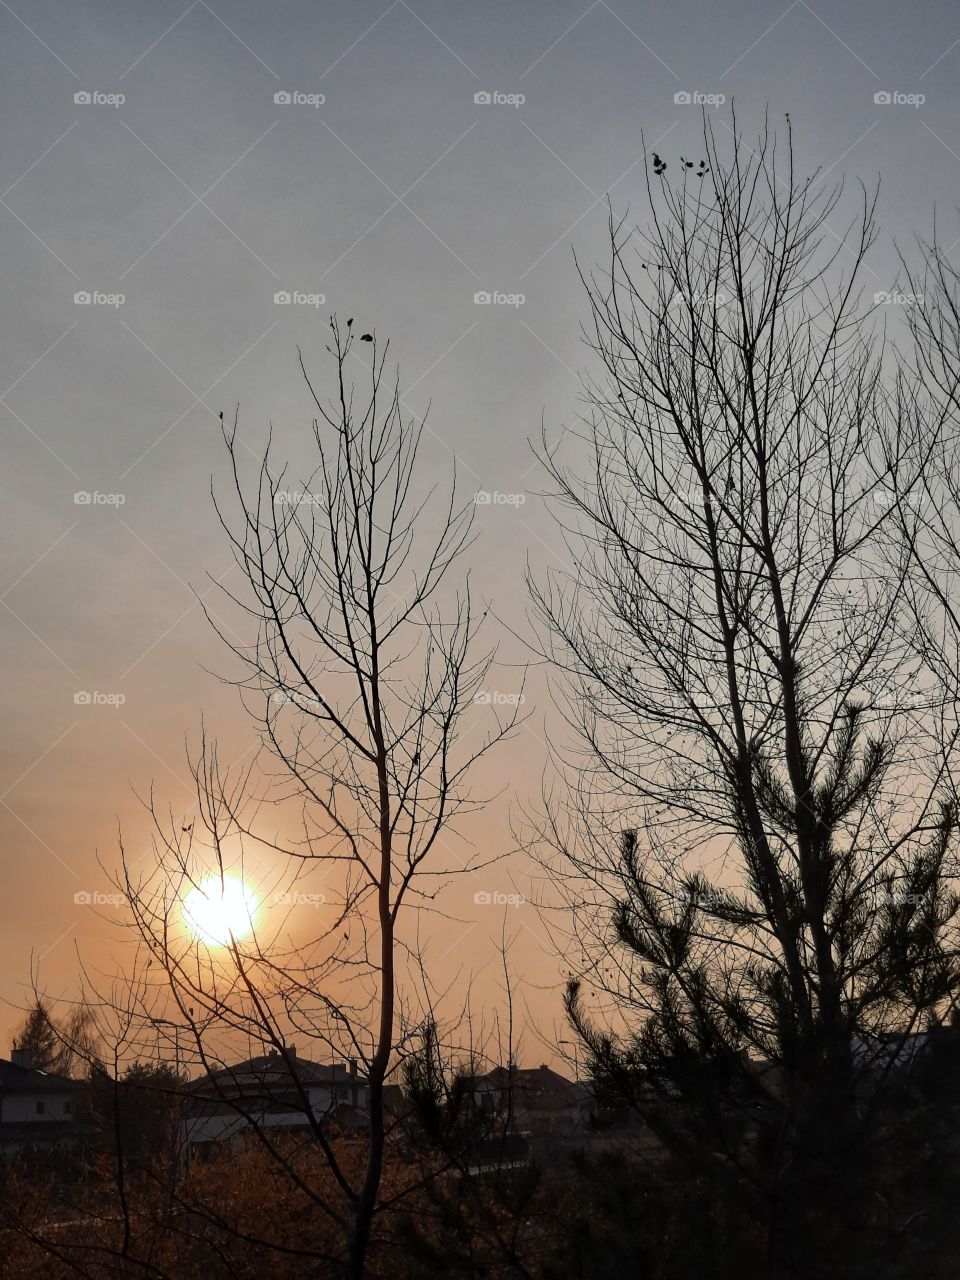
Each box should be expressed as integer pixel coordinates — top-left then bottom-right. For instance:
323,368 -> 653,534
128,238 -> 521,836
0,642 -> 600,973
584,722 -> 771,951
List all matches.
0,1058 -> 81,1090
189,1048 -> 365,1097
477,1063 -> 588,1110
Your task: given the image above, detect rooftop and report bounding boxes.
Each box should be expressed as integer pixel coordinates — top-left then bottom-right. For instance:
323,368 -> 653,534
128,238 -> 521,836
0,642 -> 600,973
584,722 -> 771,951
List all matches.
0,1058 -> 81,1092
189,1049 -> 365,1098
477,1064 -> 587,1111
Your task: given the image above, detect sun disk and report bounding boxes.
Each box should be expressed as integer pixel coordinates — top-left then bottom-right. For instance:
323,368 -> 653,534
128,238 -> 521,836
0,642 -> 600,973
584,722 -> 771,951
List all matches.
183,876 -> 257,946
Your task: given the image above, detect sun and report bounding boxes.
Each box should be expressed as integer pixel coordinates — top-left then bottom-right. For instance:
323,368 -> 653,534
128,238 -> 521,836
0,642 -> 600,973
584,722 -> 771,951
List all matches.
182,875 -> 258,946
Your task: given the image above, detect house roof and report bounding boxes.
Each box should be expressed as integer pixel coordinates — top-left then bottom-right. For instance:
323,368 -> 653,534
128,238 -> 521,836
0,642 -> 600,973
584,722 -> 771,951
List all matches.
0,1059 -> 81,1092
188,1050 -> 366,1099
477,1064 -> 586,1111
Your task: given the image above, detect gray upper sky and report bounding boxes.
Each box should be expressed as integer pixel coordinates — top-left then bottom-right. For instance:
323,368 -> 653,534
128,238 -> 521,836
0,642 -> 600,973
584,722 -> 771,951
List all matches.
2,0 -> 960,1058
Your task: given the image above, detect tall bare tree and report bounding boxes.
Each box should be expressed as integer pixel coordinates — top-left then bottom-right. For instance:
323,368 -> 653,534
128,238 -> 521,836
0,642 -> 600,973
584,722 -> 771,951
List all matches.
532,115 -> 960,1277
73,319 -> 519,1279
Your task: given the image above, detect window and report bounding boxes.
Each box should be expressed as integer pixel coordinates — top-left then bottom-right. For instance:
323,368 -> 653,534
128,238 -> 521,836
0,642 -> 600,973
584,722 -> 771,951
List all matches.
36,1101 -> 45,1115
63,1100 -> 73,1115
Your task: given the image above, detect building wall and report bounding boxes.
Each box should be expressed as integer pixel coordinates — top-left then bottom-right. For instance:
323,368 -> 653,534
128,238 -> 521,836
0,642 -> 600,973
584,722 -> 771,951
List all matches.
1,1090 -> 75,1123
182,1081 -> 369,1148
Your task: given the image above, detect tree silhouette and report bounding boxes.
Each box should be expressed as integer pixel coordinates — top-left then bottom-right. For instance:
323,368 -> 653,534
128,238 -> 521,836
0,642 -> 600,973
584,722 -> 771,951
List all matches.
533,114 -> 960,1277
45,321 -> 519,1280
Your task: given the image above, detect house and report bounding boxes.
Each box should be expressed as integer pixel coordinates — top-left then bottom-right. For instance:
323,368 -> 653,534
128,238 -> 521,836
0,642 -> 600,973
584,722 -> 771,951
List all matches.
181,1046 -> 367,1159
474,1064 -> 592,1134
0,1048 -> 83,1157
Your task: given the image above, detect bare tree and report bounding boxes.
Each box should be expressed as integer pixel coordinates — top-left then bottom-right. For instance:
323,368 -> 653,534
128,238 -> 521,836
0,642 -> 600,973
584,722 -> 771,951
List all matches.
531,114 -> 960,1277
50,319 -> 520,1279
895,229 -> 960,702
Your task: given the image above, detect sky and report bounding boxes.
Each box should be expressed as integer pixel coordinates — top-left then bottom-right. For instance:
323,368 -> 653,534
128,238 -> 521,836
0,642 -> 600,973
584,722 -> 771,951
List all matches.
3,0 -> 960,1065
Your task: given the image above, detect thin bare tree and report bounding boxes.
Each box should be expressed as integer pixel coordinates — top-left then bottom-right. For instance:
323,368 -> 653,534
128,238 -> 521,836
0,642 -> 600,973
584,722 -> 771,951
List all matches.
52,319 -> 520,1279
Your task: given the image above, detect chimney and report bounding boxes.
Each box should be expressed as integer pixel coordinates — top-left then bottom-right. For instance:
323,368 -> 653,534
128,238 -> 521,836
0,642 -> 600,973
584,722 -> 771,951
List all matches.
10,1047 -> 34,1070
267,1044 -> 296,1061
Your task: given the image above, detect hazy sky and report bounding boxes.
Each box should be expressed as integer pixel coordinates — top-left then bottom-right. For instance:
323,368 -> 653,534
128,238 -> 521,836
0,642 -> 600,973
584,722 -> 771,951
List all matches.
3,0 -> 960,1061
